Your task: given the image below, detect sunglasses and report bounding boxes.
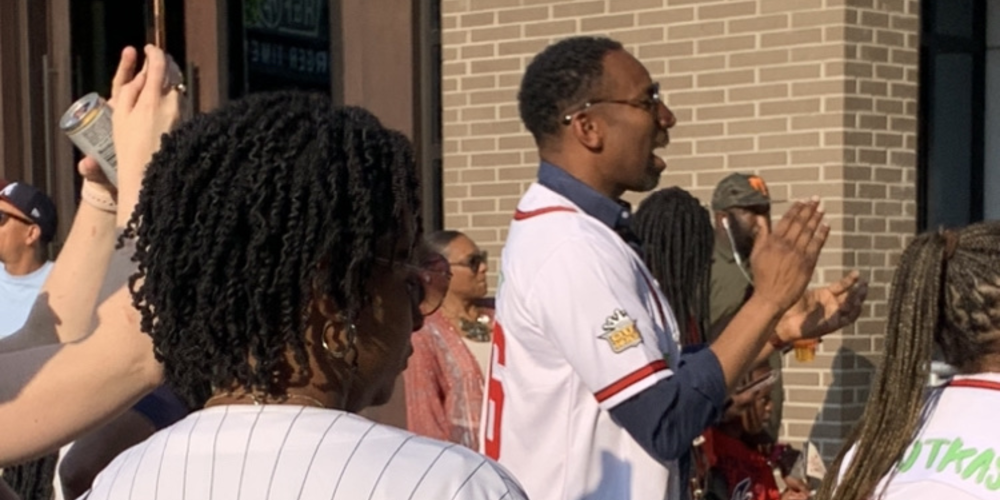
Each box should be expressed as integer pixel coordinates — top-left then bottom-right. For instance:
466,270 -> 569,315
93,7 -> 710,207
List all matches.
0,210 -> 33,226
378,254 -> 452,317
450,251 -> 488,272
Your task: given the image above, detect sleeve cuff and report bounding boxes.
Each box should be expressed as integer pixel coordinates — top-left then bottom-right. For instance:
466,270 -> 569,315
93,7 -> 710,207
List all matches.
678,348 -> 728,413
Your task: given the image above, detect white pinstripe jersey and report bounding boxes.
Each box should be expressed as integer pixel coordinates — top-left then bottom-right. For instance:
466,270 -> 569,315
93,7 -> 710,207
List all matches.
83,405 -> 526,500
481,183 -> 682,500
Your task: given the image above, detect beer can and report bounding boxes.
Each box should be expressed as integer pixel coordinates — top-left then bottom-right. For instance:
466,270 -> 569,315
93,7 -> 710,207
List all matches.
60,55 -> 185,188
60,93 -> 118,187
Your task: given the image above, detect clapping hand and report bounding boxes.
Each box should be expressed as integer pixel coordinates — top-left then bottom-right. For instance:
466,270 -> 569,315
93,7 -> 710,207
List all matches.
776,271 -> 868,343
748,200 -> 830,314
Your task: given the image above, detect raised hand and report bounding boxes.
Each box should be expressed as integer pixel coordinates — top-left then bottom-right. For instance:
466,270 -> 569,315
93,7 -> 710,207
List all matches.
110,44 -> 184,224
748,200 -> 830,314
777,270 -> 868,342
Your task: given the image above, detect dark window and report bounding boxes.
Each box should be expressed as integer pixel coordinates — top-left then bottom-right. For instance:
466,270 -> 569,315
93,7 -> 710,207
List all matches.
416,0 -> 443,231
919,0 -> 986,229
228,0 -> 333,97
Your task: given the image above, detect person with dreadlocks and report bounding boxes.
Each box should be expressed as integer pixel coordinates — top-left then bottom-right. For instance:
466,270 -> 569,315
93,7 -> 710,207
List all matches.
83,90 -> 526,499
633,187 -> 714,347
818,221 -> 1000,500
633,187 -> 833,500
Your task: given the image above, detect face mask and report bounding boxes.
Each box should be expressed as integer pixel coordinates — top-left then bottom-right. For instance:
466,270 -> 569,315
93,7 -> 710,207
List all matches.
722,216 -> 754,286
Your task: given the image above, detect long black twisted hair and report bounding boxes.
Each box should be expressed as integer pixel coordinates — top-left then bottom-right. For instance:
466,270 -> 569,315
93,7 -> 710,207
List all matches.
123,91 -> 421,409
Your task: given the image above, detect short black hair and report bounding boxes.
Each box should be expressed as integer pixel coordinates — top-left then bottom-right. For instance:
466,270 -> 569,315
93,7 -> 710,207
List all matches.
124,91 -> 421,408
518,36 -> 624,146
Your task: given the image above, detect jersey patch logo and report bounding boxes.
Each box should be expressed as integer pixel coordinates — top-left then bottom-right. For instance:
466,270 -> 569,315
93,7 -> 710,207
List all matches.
599,309 -> 643,353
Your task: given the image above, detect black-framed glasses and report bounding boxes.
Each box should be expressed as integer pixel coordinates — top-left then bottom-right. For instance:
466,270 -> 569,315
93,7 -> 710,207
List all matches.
562,82 -> 662,125
0,210 -> 32,226
376,254 -> 452,316
449,251 -> 488,272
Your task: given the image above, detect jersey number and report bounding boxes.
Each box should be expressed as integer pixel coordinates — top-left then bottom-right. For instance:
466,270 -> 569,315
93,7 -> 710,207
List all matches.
484,322 -> 506,459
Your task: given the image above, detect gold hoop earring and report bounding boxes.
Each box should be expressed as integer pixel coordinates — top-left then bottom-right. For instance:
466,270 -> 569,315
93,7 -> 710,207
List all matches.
321,319 -> 359,410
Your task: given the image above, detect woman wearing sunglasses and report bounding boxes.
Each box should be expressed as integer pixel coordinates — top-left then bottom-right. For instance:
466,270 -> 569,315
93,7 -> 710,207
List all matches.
84,93 -> 525,499
404,230 -> 493,450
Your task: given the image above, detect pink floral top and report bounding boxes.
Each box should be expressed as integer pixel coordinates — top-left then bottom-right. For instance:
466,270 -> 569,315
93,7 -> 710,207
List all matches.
403,309 -> 490,450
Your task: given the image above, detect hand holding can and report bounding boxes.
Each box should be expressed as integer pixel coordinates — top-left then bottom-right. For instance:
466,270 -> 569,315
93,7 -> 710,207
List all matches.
60,46 -> 185,190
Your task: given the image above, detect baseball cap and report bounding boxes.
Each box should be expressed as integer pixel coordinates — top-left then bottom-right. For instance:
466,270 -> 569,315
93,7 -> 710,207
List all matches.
711,173 -> 778,211
0,181 -> 58,242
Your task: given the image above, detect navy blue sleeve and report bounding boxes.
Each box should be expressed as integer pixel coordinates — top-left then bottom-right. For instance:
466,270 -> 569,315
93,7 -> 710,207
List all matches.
131,385 -> 190,430
608,348 -> 727,461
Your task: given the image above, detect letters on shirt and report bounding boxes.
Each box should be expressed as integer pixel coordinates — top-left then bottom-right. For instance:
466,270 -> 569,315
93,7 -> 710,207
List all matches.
896,435 -> 1000,492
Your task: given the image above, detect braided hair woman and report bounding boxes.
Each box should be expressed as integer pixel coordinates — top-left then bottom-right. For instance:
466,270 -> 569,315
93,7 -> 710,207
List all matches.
633,187 -> 715,346
818,221 -> 1000,500
84,91 -> 526,500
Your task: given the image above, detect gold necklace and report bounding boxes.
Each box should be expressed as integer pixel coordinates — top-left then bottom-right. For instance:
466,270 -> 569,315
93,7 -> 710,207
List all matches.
442,305 -> 491,342
203,392 -> 328,409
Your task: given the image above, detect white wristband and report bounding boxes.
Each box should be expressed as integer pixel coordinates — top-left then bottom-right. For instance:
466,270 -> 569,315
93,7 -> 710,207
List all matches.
81,181 -> 117,213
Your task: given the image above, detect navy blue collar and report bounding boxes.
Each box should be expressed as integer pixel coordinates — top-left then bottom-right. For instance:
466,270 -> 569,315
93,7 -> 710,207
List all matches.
537,162 -> 643,254
537,161 -> 632,232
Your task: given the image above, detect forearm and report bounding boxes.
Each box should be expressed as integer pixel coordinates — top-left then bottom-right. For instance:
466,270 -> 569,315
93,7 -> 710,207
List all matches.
709,295 -> 784,391
0,195 -> 118,353
0,282 -> 160,466
609,350 -> 728,461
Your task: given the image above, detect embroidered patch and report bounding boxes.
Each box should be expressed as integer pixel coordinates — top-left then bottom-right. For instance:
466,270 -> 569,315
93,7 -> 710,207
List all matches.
599,309 -> 643,353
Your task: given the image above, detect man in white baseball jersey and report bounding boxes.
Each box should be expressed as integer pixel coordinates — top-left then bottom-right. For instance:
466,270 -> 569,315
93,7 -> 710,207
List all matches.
483,36 -> 830,499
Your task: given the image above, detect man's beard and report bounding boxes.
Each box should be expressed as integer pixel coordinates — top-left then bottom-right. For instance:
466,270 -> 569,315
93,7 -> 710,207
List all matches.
727,213 -> 755,260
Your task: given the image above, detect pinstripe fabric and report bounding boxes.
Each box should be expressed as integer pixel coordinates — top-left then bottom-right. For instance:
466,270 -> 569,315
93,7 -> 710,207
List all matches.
83,405 -> 526,500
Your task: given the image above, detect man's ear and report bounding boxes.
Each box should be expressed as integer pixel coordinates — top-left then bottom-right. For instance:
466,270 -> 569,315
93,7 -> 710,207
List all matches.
568,112 -> 604,151
24,224 -> 42,247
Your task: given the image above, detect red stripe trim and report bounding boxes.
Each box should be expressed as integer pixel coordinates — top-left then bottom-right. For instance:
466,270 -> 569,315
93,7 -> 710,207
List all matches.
948,379 -> 1000,391
595,360 -> 669,403
513,206 -> 577,220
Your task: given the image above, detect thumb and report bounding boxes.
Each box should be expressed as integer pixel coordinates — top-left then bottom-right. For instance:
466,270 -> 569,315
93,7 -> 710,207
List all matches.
828,270 -> 860,296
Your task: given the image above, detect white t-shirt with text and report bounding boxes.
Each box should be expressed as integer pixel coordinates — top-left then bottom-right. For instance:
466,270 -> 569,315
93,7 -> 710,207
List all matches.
840,372 -> 1000,500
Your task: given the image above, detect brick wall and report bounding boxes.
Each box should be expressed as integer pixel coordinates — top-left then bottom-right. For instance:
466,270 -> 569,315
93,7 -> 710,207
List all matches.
441,0 -> 919,459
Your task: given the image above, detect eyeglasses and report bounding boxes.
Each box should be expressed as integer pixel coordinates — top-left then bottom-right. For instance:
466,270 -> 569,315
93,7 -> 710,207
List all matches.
0,210 -> 32,227
562,82 -> 663,125
377,254 -> 452,317
449,251 -> 488,272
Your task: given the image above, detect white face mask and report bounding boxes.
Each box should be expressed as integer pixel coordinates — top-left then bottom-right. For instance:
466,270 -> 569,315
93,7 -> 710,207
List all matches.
722,217 -> 754,286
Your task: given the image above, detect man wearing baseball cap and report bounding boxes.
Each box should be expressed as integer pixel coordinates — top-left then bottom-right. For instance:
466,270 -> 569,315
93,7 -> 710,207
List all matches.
709,173 -> 785,444
0,180 -> 58,338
